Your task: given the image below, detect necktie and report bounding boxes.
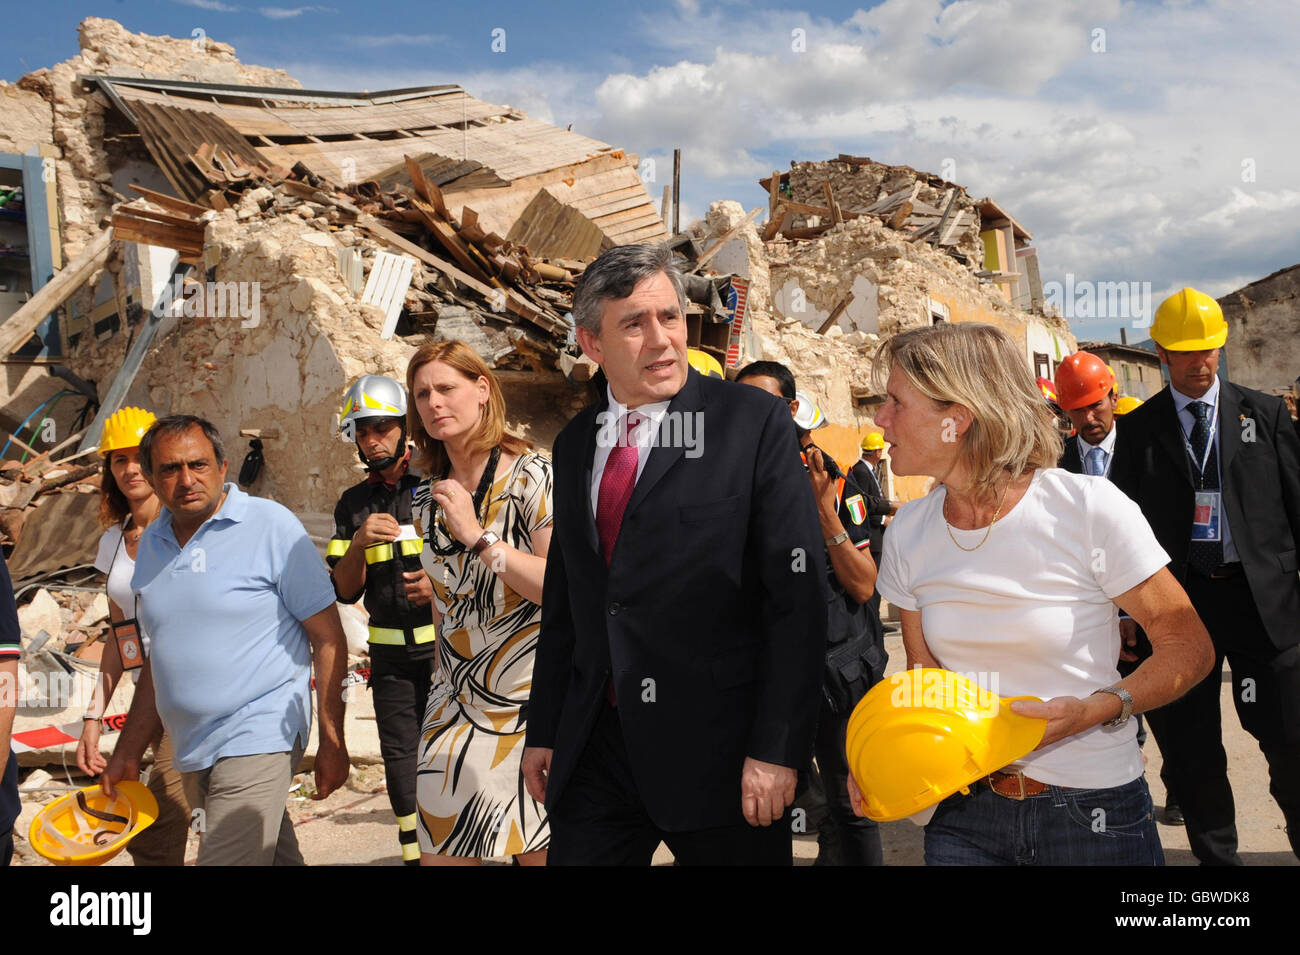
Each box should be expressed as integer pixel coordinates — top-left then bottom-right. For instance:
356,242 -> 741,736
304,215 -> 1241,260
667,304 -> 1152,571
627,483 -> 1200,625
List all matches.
1186,400 -> 1224,575
595,414 -> 641,565
1086,447 -> 1106,477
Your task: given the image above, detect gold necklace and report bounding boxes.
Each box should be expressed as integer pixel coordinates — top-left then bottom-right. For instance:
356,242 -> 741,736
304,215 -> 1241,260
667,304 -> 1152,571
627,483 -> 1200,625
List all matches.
943,479 -> 1013,552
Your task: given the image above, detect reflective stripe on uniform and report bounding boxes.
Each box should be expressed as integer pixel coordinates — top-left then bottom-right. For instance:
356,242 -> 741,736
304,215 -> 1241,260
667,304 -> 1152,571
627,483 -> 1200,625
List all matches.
397,812 -> 418,832
401,840 -> 421,862
368,624 -> 437,646
327,539 -> 350,557
364,537 -> 424,565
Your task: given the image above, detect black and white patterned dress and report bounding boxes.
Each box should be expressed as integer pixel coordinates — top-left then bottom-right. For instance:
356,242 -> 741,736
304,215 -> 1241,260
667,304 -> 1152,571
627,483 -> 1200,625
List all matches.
412,451 -> 553,857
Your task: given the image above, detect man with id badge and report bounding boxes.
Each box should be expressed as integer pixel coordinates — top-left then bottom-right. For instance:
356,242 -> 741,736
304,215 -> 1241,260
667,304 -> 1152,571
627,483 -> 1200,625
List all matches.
1112,287 -> 1300,865
328,376 -> 436,866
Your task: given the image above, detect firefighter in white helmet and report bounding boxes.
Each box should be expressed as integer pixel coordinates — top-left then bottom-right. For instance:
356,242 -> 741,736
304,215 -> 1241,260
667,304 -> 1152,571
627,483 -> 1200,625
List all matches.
328,375 -> 435,865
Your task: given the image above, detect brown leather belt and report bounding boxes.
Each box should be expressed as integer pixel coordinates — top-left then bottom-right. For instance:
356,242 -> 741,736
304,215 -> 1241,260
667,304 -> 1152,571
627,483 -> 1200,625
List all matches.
985,770 -> 1051,799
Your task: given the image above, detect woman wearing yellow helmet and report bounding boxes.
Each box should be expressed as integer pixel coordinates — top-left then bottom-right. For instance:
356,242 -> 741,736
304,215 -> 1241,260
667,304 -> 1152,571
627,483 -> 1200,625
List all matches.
75,407 -> 190,866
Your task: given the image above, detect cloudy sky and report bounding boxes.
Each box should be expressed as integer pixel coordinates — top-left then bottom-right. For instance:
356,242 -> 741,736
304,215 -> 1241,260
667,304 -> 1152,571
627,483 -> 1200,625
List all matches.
4,0 -> 1298,341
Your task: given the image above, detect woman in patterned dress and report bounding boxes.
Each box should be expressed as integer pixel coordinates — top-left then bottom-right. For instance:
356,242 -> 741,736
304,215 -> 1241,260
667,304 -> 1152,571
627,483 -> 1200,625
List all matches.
406,340 -> 552,865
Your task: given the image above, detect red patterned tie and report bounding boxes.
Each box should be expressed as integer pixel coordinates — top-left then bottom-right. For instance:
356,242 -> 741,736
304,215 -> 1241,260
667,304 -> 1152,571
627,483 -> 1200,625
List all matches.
596,414 -> 641,565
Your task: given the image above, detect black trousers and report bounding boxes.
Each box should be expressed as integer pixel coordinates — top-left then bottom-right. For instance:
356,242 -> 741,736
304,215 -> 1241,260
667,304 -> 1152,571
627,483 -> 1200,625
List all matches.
1143,569 -> 1300,865
369,643 -> 438,821
547,704 -> 794,866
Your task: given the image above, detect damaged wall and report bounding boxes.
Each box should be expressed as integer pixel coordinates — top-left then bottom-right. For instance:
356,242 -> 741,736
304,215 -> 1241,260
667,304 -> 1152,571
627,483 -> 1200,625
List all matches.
1220,264 -> 1300,394
18,17 -> 300,262
63,212 -> 582,525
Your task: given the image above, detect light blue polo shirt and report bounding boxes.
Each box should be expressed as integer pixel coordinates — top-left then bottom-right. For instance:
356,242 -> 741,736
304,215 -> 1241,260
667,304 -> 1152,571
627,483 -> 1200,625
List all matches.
131,483 -> 336,773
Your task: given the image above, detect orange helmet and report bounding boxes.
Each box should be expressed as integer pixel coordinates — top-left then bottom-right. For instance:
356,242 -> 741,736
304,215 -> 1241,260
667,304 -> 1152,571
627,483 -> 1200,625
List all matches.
1054,352 -> 1116,411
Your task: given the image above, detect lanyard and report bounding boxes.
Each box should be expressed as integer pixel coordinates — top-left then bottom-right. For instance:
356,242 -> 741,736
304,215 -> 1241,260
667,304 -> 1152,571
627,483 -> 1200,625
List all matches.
1181,394 -> 1219,482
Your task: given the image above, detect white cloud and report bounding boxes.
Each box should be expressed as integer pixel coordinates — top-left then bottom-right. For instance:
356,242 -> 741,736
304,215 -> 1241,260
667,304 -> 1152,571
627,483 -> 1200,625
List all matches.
259,5 -> 334,19
171,0 -> 241,11
590,0 -> 1300,322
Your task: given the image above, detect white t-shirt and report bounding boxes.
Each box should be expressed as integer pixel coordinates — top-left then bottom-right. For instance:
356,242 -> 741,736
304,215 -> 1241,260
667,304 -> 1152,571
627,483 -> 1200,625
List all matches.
875,469 -> 1170,789
93,525 -> 151,659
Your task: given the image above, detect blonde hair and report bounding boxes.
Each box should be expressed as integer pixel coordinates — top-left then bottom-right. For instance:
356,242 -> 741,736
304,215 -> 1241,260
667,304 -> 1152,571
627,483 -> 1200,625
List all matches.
872,323 -> 1062,500
405,339 -> 528,476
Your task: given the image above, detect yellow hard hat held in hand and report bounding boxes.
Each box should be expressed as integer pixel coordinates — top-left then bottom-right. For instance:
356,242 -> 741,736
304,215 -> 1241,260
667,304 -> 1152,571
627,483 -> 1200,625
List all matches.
845,668 -> 1047,822
29,781 -> 159,866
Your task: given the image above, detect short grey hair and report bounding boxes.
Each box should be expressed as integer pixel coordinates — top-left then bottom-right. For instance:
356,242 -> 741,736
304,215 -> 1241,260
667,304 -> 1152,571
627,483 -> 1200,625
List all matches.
571,243 -> 688,335
139,414 -> 227,478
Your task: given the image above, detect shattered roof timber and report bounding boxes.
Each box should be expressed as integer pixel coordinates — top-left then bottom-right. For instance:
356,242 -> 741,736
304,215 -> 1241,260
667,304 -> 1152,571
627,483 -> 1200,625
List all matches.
85,74 -> 667,246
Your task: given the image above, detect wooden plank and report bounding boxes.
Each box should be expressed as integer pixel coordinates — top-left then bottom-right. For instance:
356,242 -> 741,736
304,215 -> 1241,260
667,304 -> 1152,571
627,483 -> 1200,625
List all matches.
931,188 -> 959,246
822,182 -> 842,225
126,185 -> 209,217
411,198 -> 493,283
816,292 -> 855,335
691,206 -> 762,272
0,230 -> 113,357
116,203 -> 202,230
768,169 -> 781,218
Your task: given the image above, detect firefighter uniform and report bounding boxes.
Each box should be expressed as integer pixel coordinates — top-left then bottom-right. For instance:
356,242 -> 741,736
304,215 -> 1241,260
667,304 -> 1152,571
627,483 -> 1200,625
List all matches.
328,473 -> 436,865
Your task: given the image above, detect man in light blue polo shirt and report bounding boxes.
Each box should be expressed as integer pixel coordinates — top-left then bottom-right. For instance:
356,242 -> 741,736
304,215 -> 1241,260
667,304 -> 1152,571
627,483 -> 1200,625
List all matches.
103,415 -> 349,865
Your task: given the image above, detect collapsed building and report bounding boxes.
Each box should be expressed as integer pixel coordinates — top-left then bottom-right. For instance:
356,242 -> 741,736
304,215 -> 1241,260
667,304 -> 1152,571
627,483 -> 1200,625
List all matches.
0,19 -> 1072,769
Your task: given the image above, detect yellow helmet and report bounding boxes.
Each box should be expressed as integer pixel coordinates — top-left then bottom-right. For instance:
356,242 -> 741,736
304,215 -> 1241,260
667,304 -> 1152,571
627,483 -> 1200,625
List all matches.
1150,287 -> 1227,351
860,432 -> 885,452
98,407 -> 157,457
846,668 -> 1046,822
686,348 -> 724,379
29,782 -> 159,866
1115,395 -> 1143,416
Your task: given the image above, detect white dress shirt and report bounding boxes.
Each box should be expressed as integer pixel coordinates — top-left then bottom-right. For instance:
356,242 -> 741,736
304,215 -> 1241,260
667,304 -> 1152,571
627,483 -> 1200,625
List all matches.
1169,375 -> 1238,562
590,385 -> 672,519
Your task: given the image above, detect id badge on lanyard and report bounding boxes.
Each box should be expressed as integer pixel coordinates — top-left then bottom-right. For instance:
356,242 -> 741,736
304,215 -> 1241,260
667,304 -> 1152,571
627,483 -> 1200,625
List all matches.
1192,490 -> 1221,541
113,615 -> 144,671
1186,397 -> 1221,542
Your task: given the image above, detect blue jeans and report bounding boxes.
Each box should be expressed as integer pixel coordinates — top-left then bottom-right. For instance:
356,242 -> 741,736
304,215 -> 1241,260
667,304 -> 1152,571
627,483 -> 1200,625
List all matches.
924,775 -> 1164,866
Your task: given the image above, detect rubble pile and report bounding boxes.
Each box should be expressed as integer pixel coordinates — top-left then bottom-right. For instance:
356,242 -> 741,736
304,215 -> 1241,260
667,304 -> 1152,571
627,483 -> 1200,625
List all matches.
761,155 -> 985,270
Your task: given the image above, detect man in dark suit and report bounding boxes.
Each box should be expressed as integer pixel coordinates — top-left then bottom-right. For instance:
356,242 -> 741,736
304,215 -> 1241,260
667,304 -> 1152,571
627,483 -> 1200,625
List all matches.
1111,288 -> 1300,865
849,433 -> 895,565
522,243 -> 827,865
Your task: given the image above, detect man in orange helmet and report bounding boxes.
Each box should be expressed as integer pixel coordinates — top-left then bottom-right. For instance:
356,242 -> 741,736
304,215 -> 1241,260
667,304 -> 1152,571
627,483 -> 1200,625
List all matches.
1055,351 -> 1119,477
1055,351 -> 1181,823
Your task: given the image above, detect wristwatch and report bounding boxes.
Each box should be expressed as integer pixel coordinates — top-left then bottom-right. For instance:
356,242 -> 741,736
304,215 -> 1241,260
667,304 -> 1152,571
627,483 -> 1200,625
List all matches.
825,530 -> 850,547
471,530 -> 501,559
1092,685 -> 1134,728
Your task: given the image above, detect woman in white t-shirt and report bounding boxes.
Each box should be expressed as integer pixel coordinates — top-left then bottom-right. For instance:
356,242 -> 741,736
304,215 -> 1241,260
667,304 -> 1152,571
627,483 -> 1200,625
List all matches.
850,323 -> 1214,866
74,407 -> 190,866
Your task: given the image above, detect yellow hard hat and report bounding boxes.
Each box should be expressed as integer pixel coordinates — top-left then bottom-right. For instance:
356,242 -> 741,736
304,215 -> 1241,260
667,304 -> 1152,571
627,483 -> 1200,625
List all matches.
1150,287 -> 1227,351
860,432 -> 885,452
1115,395 -> 1143,416
686,348 -> 724,379
99,407 -> 157,457
845,668 -> 1047,822
29,781 -> 159,866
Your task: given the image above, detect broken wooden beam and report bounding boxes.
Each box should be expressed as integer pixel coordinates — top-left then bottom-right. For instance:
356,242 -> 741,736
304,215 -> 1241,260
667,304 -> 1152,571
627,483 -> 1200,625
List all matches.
0,229 -> 113,358
816,291 -> 856,335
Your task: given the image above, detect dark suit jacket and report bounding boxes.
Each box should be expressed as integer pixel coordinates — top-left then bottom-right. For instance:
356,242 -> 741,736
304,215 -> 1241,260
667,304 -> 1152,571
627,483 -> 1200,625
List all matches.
1058,435 -> 1084,474
1111,381 -> 1300,651
526,368 -> 828,832
848,459 -> 891,556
